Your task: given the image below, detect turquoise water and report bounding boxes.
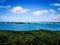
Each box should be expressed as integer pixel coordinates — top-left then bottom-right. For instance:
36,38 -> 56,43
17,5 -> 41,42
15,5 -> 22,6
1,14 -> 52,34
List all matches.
0,23 -> 60,31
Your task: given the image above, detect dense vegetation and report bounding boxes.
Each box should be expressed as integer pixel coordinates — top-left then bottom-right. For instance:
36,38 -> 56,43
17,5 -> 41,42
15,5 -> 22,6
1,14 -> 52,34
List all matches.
0,29 -> 59,45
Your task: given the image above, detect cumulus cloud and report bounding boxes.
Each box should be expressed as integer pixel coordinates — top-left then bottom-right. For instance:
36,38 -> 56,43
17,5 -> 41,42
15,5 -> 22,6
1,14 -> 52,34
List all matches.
32,11 -> 43,16
0,6 -> 11,8
32,9 -> 56,16
50,3 -> 60,6
0,6 -> 29,14
32,10 -> 48,15
10,6 -> 29,14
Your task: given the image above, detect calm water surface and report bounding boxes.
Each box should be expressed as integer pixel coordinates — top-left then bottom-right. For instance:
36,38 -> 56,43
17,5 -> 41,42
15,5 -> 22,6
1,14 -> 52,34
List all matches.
0,23 -> 60,31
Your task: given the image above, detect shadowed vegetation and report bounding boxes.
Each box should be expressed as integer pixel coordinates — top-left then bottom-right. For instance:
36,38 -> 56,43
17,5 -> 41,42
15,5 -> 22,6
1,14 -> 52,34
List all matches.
0,29 -> 59,45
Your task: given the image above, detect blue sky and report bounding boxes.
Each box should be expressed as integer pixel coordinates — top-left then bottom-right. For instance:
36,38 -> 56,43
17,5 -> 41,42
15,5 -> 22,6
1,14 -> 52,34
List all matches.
0,0 -> 60,22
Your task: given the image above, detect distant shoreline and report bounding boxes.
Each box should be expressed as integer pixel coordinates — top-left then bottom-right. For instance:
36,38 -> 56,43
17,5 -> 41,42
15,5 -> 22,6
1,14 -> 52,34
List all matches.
0,22 -> 60,24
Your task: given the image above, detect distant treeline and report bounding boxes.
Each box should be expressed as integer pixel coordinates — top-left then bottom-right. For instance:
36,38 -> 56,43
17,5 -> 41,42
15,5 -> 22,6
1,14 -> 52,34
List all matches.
0,22 -> 60,24
0,22 -> 34,24
0,29 -> 60,45
0,22 -> 26,24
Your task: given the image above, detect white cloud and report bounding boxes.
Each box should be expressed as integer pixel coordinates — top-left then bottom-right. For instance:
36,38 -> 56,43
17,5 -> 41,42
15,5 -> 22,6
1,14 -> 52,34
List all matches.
50,3 -> 60,6
0,6 -> 29,14
0,15 -> 36,22
0,15 -> 22,22
32,11 -> 43,16
32,9 -> 56,16
32,10 -> 48,16
10,6 -> 29,14
45,14 -> 60,22
32,9 -> 60,22
0,6 -> 11,8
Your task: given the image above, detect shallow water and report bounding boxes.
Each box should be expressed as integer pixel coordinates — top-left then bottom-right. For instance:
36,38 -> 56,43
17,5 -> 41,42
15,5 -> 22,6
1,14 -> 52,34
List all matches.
0,22 -> 60,31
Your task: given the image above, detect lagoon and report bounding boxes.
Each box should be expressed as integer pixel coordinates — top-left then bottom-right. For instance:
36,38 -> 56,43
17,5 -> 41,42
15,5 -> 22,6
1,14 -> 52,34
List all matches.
0,22 -> 60,31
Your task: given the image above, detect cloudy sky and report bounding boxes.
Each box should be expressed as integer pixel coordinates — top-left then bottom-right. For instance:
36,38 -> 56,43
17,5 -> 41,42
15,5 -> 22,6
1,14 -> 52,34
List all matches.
0,0 -> 60,22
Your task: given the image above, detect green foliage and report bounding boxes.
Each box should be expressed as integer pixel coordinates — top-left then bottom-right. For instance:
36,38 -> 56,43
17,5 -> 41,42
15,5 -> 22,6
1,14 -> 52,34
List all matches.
0,30 -> 59,45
